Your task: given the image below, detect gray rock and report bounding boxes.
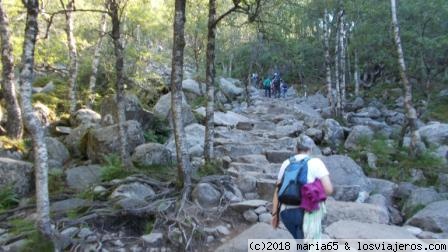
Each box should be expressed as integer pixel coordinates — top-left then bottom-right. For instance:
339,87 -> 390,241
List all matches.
78,227 -> 93,239
214,111 -> 251,127
258,213 -> 272,224
182,79 -> 204,95
216,226 -> 231,236
45,137 -> 70,169
322,119 -> 345,147
166,123 -> 204,158
215,223 -> 291,252
51,198 -> 89,213
61,227 -> 79,239
321,155 -> 371,192
192,183 -> 221,208
410,169 -> 426,183
406,200 -> 448,233
366,152 -> 378,170
344,125 -> 374,150
435,146 -> 448,165
237,175 -> 257,193
110,182 -> 156,209
294,103 -> 324,126
388,206 -> 404,225
100,94 -> 155,130
230,200 -> 268,213
403,187 -> 442,218
0,158 -> 33,196
132,143 -> 172,167
366,194 -> 388,209
236,121 -> 254,131
325,220 -> 417,239
304,93 -> 329,110
438,173 -> 448,193
153,92 -> 195,127
33,102 -> 54,128
332,185 -> 360,201
345,97 -> 365,112
395,182 -> 417,200
355,106 -> 381,119
384,110 -> 406,125
254,206 -> 267,214
71,108 -> 101,127
219,77 -> 243,99
418,123 -> 448,147
86,120 -> 145,163
64,123 -> 98,158
141,232 -> 163,245
325,200 -> 389,226
65,165 -> 103,191
256,178 -> 276,201
235,154 -> 269,165
305,128 -> 323,144
368,178 -> 397,205
265,150 -> 294,164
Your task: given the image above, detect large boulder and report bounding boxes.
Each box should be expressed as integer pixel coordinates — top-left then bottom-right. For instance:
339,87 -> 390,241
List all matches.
355,106 -> 381,119
325,220 -> 417,239
321,155 -> 371,192
418,123 -> 448,147
131,143 -> 172,167
100,94 -> 155,130
65,165 -> 103,192
165,123 -> 205,158
294,103 -> 324,127
322,119 -> 345,147
344,125 -> 374,150
153,92 -> 195,126
214,111 -> 252,127
325,200 -> 389,226
219,77 -> 243,99
304,93 -> 329,110
402,187 -> 442,218
406,200 -> 448,233
64,123 -> 98,158
182,79 -> 204,95
192,183 -> 221,208
45,137 -> 70,169
110,182 -> 156,209
0,158 -> 33,196
86,120 -> 145,163
215,223 -> 292,252
368,178 -> 398,205
70,109 -> 101,127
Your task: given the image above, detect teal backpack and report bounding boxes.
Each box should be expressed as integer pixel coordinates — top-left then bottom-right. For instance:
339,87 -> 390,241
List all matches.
278,157 -> 309,205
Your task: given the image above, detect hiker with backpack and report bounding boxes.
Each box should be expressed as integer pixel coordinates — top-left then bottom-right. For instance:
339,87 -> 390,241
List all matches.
271,72 -> 281,98
271,135 -> 333,240
280,80 -> 288,98
263,76 -> 271,98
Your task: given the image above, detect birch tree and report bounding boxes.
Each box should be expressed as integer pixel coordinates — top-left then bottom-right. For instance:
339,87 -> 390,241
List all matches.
170,0 -> 192,205
390,0 -> 421,157
19,0 -> 53,239
339,8 -> 346,111
107,0 -> 131,168
88,13 -> 107,108
323,8 -> 334,114
0,0 -> 23,139
61,0 -> 79,114
334,8 -> 342,116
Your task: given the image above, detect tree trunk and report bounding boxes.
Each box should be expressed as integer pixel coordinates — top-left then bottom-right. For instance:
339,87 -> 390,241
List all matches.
334,10 -> 341,116
109,0 -> 131,168
170,0 -> 191,196
19,0 -> 53,239
339,9 -> 346,111
323,8 -> 334,114
0,0 -> 23,139
204,0 -> 217,162
63,0 -> 79,114
88,13 -> 107,108
390,0 -> 420,157
354,49 -> 360,97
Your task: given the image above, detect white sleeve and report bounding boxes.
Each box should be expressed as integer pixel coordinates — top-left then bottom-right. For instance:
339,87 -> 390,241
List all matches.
308,158 -> 329,180
277,159 -> 290,182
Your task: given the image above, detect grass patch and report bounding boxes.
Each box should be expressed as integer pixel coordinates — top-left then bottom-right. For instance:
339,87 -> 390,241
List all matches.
9,218 -> 54,251
144,115 -> 170,144
136,164 -> 176,182
195,160 -> 223,178
101,154 -> 132,181
190,96 -> 207,109
0,136 -> 27,153
425,96 -> 448,122
48,169 -> 66,195
0,185 -> 19,211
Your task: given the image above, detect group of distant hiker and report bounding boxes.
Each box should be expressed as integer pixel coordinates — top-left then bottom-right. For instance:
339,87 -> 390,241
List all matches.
251,72 -> 288,98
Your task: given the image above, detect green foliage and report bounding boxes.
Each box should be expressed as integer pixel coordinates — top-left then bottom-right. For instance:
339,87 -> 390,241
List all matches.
143,217 -> 155,234
9,218 -> 35,236
9,218 -> 54,252
0,185 -> 19,211
425,96 -> 448,122
100,154 -> 132,181
195,160 -> 223,178
190,96 -> 207,109
136,164 -> 176,182
48,169 -> 66,195
0,136 -> 27,153
143,115 -> 170,144
31,75 -> 70,116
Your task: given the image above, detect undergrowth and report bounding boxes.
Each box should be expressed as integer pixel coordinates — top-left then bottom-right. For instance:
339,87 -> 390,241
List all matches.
101,154 -> 132,181
8,218 -> 54,251
0,185 -> 19,212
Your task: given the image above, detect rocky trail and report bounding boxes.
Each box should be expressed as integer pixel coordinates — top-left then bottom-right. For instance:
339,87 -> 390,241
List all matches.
1,78 -> 447,251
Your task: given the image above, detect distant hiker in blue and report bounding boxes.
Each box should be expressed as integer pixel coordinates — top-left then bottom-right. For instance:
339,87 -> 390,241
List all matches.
280,80 -> 288,98
263,76 -> 271,98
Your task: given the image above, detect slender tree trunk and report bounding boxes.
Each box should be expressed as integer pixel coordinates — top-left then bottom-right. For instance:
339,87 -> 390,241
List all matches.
323,8 -> 334,114
109,0 -> 131,168
204,0 -> 217,162
390,0 -> 420,157
339,10 -> 346,111
63,0 -> 79,114
171,0 -> 191,197
0,0 -> 23,139
354,49 -> 360,97
88,13 -> 107,108
229,53 -> 233,77
19,0 -> 53,239
334,11 -> 341,116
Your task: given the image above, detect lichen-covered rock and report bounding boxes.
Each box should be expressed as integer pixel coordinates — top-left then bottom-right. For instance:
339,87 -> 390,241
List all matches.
0,158 -> 33,196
